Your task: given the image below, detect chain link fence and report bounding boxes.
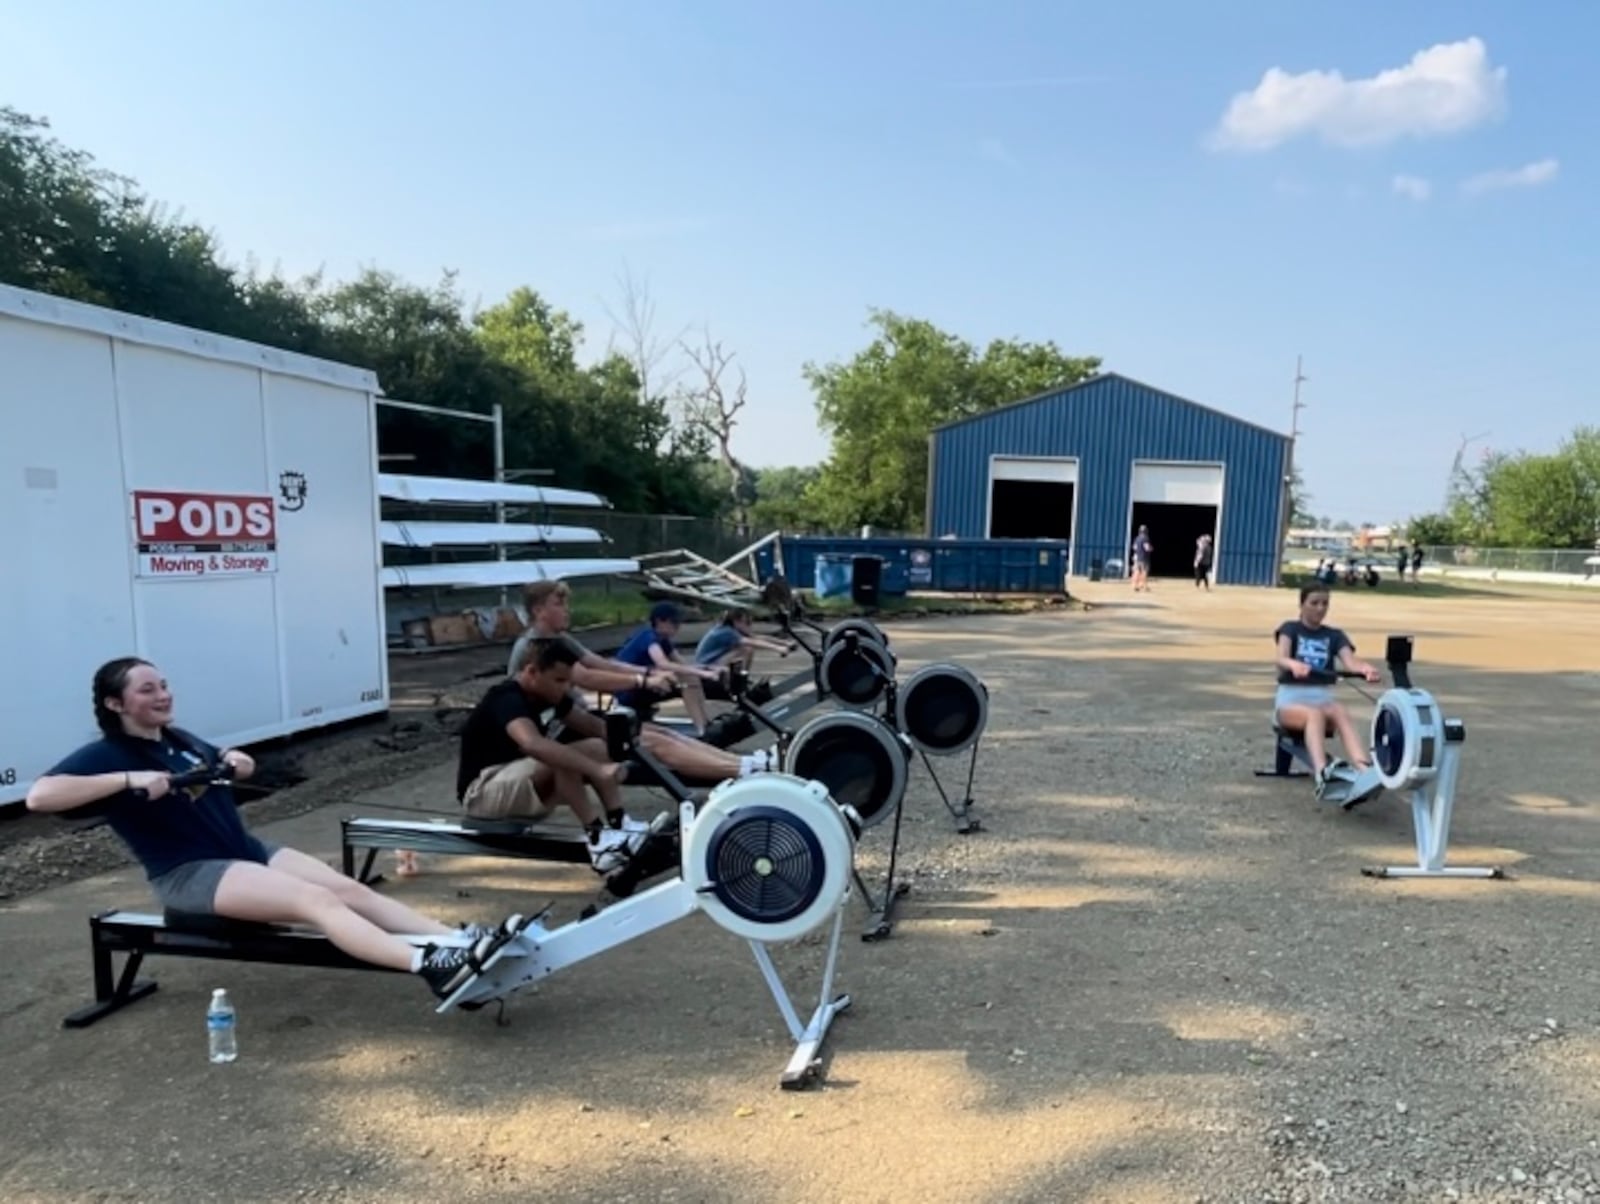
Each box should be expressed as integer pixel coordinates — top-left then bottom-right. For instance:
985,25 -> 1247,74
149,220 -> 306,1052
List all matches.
541,507 -> 754,563
1415,545 -> 1600,577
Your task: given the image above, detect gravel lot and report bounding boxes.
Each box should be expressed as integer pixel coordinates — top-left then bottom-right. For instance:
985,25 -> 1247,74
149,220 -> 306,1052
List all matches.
1,580 -> 1597,1203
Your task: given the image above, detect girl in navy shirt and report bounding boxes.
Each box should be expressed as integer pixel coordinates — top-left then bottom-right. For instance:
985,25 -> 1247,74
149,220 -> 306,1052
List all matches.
1273,584 -> 1382,799
27,657 -> 515,1001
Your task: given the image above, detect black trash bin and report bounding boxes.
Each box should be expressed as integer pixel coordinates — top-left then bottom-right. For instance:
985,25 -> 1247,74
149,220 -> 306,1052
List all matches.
851,555 -> 884,607
1089,558 -> 1103,582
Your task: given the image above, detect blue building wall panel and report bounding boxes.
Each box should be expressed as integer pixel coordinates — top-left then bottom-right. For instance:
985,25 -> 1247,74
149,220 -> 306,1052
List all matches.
928,374 -> 1290,587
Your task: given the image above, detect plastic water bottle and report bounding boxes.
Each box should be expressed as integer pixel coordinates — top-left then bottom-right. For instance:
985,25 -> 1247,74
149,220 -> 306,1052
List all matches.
207,988 -> 237,1063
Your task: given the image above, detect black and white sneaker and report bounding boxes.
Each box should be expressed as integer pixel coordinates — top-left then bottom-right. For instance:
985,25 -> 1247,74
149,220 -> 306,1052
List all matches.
418,938 -> 489,1000
1313,764 -> 1334,801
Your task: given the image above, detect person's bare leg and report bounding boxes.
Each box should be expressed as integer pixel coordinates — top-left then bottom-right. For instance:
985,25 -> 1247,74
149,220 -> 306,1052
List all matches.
265,847 -> 458,936
214,862 -> 423,971
680,678 -> 711,730
640,724 -> 745,782
550,767 -> 606,826
561,737 -> 627,814
1324,702 -> 1371,769
1276,705 -> 1327,773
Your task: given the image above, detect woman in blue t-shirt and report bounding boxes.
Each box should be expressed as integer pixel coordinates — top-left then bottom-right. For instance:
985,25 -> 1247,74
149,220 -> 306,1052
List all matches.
1273,584 -> 1382,798
26,657 -> 516,1001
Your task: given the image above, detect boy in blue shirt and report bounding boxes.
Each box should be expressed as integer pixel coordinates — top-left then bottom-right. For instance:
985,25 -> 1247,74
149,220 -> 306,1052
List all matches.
614,602 -> 723,733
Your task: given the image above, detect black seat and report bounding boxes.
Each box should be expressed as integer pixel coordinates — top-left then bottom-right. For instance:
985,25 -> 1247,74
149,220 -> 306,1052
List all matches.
161,909 -> 288,938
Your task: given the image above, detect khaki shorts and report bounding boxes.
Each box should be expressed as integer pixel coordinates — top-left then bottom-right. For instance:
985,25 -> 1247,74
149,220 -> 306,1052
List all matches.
461,758 -> 555,821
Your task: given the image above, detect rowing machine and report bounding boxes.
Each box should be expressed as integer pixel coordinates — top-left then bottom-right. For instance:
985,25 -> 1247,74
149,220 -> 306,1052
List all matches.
1252,635 -> 1503,879
882,662 -> 989,835
65,732 -> 864,1089
426,771 -> 861,1088
768,611 -> 899,711
1360,636 -> 1503,880
780,660 -> 990,940
694,664 -> 915,942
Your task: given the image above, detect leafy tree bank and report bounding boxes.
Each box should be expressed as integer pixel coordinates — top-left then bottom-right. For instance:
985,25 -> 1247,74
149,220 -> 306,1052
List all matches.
1408,428 -> 1600,549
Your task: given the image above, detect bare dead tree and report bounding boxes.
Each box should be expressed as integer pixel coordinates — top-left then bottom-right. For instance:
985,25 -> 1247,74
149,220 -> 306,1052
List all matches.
600,263 -> 689,411
677,326 -> 751,529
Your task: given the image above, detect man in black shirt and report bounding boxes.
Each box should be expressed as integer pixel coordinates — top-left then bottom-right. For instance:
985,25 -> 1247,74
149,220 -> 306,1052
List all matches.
457,637 -> 641,872
508,580 -> 776,783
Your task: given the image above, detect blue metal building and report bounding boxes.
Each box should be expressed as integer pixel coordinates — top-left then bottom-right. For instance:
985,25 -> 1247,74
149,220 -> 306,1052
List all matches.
925,373 -> 1291,587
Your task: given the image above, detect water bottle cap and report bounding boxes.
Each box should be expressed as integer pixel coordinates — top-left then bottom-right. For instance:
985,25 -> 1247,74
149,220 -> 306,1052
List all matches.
212,988 -> 227,998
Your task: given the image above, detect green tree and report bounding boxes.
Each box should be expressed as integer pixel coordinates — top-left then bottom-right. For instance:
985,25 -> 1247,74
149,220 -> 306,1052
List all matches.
1478,448 -> 1592,548
1429,426 -> 1600,548
472,287 -> 720,513
0,104 -> 729,517
802,309 -> 1101,532
747,465 -> 824,532
1,108 -> 332,353
0,107 -> 122,302
1406,512 -> 1460,547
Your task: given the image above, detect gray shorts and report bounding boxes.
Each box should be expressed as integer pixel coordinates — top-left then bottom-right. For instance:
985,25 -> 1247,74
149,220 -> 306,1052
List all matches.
1274,684 -> 1336,716
149,841 -> 282,914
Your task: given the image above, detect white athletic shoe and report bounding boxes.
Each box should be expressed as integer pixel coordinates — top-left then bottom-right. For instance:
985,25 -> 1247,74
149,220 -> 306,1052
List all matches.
588,827 -> 644,874
610,812 -> 652,835
738,750 -> 770,778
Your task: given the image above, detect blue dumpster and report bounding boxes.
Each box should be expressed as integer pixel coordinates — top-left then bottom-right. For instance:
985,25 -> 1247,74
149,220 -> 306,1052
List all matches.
764,537 -> 1067,595
814,553 -> 855,600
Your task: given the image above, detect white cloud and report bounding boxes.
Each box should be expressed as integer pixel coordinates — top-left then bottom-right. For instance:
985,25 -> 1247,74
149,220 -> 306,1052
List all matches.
1461,158 -> 1560,194
1392,174 -> 1432,201
1208,37 -> 1507,152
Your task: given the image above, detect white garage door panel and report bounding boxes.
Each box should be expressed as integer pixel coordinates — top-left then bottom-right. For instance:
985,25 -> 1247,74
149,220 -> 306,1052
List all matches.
990,456 -> 1078,484
1131,462 -> 1222,505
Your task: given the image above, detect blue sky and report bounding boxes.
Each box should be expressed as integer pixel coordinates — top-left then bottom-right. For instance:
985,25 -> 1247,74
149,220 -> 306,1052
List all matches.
4,0 -> 1594,525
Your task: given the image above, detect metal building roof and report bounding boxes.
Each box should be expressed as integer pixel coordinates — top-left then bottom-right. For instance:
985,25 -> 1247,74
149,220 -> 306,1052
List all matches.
932,371 -> 1291,445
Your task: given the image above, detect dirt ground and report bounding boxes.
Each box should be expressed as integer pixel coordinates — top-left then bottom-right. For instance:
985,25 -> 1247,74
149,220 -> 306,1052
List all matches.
2,580 -> 1598,1203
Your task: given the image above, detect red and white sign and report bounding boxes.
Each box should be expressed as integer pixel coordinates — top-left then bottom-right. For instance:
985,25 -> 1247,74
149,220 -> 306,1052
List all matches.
131,490 -> 279,579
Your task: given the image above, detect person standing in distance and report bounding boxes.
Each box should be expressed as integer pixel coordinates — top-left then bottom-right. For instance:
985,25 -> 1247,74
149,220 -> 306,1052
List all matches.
1193,533 -> 1213,591
1130,525 -> 1154,592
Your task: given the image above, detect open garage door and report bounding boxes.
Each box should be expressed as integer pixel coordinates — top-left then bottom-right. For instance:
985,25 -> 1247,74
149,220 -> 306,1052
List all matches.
1128,461 -> 1223,579
987,456 -> 1077,541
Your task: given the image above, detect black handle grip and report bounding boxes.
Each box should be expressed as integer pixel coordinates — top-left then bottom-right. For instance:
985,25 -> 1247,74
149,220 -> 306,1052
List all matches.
604,707 -> 639,763
131,761 -> 236,801
1300,669 -> 1371,685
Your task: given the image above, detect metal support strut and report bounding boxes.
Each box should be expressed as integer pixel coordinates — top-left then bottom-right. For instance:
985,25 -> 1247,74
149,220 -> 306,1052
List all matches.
1361,717 -> 1504,880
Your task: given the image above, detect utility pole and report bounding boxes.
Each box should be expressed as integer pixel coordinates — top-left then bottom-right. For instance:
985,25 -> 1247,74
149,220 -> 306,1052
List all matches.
1276,355 -> 1308,579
